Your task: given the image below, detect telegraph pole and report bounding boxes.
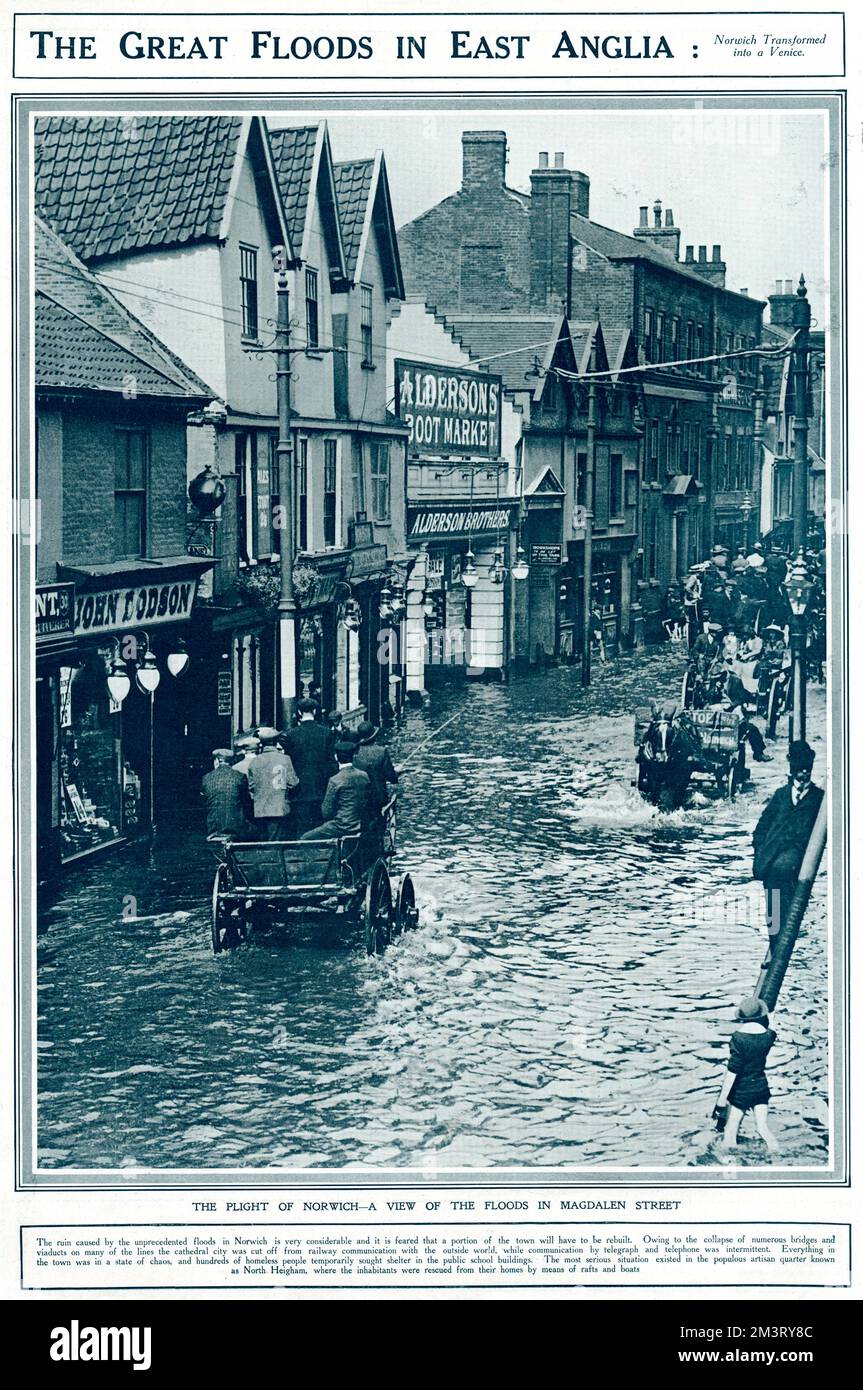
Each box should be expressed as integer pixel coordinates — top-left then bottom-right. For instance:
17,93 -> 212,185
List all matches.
581,331 -> 597,687
274,253 -> 297,729
791,275 -> 811,554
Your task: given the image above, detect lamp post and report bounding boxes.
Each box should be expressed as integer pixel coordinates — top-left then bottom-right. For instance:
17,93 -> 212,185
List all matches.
105,633 -> 189,833
740,492 -> 753,554
784,547 -> 813,744
791,275 -> 811,555
273,249 -> 297,730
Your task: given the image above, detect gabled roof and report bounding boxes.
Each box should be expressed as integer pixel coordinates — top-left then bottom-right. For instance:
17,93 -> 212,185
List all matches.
438,313 -> 563,392
525,465 -> 565,496
35,216 -> 211,400
34,115 -> 293,266
268,122 -> 347,286
334,152 -> 404,298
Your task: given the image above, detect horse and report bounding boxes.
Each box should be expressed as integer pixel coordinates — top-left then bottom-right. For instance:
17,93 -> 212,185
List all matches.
636,707 -> 702,811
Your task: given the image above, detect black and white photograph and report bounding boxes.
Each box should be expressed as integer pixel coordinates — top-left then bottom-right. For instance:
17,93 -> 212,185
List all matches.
25,91 -> 843,1189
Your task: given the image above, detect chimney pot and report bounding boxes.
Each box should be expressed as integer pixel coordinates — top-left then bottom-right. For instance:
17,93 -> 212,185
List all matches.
685,246 -> 694,262
740,288 -> 748,296
712,244 -> 722,262
774,279 -> 783,294
698,245 -> 707,262
653,199 -> 662,227
639,206 -> 648,226
785,279 -> 793,294
554,151 -> 564,168
665,209 -> 674,227
538,150 -> 549,169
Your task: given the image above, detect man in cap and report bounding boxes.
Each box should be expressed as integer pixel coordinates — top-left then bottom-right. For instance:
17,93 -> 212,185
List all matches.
352,720 -> 399,834
201,748 -> 250,839
752,739 -> 823,949
301,738 -> 371,841
282,697 -> 338,836
233,731 -> 260,779
246,727 -> 299,840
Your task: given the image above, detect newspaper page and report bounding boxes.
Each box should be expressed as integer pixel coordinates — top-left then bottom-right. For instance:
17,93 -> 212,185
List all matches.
1,0 -> 860,1335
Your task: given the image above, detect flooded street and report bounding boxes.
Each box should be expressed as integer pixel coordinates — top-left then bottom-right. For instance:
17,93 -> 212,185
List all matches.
37,646 -> 829,1172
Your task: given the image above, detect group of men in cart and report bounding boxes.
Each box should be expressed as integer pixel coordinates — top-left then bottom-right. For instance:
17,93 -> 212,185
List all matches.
200,699 -> 399,846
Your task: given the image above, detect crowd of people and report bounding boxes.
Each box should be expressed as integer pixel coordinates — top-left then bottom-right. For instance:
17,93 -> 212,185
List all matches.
200,698 -> 399,846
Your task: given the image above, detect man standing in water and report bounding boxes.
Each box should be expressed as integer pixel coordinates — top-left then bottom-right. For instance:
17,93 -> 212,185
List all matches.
752,739 -> 823,959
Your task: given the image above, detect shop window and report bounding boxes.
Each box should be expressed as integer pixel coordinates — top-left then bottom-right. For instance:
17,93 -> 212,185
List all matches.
305,268 -> 319,350
351,437 -> 366,518
59,656 -> 124,860
296,438 -> 309,551
114,428 -> 148,559
360,284 -> 373,365
609,453 -> 623,518
371,441 -> 391,522
240,245 -> 258,339
323,440 -> 338,547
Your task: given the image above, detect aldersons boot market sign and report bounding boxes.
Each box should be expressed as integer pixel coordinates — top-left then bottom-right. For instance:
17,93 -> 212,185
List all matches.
395,359 -> 502,459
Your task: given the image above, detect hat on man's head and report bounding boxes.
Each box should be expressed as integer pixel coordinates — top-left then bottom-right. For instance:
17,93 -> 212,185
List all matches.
297,697 -> 319,716
212,747 -> 234,761
712,543 -> 729,556
747,553 -> 765,568
736,996 -> 769,1023
355,720 -> 378,744
789,739 -> 815,773
256,726 -> 280,745
234,733 -> 259,751
335,739 -> 357,758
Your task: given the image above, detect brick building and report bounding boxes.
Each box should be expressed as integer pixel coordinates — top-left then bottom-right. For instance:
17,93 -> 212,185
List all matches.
34,217 -> 212,876
397,130 -> 766,615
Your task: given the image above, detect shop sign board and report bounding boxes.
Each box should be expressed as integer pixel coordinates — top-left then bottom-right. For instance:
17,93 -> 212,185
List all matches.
74,577 -> 199,637
395,358 -> 502,459
531,544 -> 563,565
407,503 -> 512,542
36,582 -> 75,642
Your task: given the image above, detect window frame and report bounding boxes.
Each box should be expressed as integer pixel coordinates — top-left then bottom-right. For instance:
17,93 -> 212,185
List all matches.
305,268 -> 320,350
295,437 -> 309,551
323,438 -> 338,548
239,244 -> 259,341
351,436 -> 366,519
370,439 -> 391,523
113,426 -> 149,560
360,283 -> 373,366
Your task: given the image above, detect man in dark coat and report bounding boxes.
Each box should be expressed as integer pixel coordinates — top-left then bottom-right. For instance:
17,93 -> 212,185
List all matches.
282,697 -> 338,836
352,720 -> 399,822
246,727 -> 299,839
201,749 -> 250,839
301,740 -> 371,841
752,739 -> 823,944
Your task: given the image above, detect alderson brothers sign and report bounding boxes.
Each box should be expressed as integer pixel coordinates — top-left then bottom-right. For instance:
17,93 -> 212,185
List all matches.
395,359 -> 502,459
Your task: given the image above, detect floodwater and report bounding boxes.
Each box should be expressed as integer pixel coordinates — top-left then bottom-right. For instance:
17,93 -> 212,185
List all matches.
36,647 -> 830,1173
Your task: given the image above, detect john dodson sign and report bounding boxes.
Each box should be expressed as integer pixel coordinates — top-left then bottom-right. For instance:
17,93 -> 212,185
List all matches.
396,358 -> 502,458
74,578 -> 198,636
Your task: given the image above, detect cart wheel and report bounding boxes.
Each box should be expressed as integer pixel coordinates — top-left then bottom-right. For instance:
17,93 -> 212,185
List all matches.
681,669 -> 692,709
364,860 -> 393,956
395,873 -> 419,936
211,866 -> 239,954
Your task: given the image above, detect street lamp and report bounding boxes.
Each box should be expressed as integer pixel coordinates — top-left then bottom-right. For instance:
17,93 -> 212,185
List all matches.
106,657 -> 131,706
511,544 -> 530,581
461,548 -> 479,589
166,639 -> 190,678
784,547 -> 813,744
740,492 -> 753,554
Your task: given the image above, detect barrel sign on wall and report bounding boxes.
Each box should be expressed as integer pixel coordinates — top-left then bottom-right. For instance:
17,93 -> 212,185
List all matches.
395,358 -> 502,459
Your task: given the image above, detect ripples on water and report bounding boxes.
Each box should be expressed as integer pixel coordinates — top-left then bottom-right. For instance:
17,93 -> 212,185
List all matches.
37,648 -> 830,1172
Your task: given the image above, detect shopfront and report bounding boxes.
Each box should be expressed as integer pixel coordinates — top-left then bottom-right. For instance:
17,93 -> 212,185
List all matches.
405,500 -> 516,685
39,560 -> 212,870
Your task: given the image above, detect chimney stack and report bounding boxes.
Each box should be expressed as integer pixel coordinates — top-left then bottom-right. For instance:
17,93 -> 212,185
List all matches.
689,241 -> 726,287
461,130 -> 507,189
634,198 -> 680,260
530,151 -> 574,313
768,278 -> 800,327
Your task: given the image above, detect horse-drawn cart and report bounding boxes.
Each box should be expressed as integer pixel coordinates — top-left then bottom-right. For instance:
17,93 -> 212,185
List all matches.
209,799 -> 418,956
634,705 -> 746,808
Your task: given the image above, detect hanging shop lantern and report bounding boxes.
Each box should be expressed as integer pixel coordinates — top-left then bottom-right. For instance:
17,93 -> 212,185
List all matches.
106,658 -> 132,706
135,649 -> 161,695
166,639 -> 190,678
512,545 -> 530,581
461,548 -> 479,589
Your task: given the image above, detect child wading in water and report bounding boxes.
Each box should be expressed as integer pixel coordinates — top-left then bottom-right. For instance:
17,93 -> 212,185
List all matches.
715,997 -> 780,1154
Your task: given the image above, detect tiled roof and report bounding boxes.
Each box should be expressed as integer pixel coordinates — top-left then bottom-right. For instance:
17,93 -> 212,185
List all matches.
268,126 -> 318,248
35,217 -> 211,399
34,116 -> 242,262
334,159 -> 374,277
438,314 -> 561,392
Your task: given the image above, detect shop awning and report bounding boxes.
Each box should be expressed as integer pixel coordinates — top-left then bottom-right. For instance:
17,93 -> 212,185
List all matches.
56,556 -> 215,640
59,555 -> 214,589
